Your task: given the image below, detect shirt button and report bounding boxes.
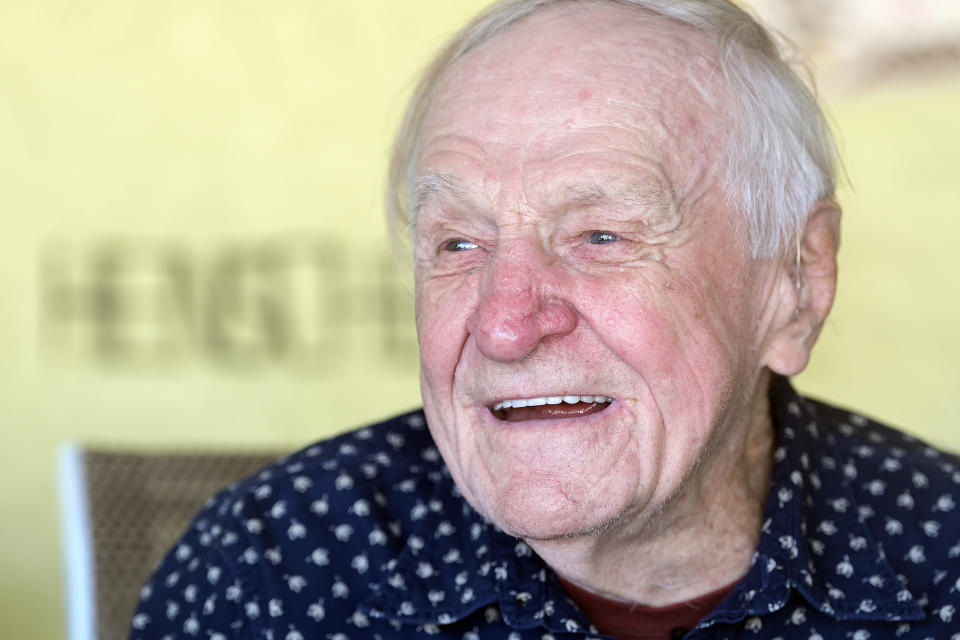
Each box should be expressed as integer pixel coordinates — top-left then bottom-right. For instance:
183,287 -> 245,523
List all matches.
670,627 -> 688,640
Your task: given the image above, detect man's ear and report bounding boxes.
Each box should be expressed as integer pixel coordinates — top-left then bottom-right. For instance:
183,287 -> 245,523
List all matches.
761,200 -> 842,377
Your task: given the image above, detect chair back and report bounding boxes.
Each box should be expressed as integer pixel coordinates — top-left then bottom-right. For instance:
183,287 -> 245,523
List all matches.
59,444 -> 281,640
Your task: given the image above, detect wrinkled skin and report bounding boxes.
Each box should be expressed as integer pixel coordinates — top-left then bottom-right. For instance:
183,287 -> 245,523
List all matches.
412,4 -> 839,604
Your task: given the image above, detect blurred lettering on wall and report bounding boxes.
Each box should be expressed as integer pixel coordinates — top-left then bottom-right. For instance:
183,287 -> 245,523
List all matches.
40,237 -> 417,372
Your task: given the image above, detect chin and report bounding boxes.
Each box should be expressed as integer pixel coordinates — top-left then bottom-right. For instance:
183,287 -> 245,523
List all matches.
480,481 -> 630,541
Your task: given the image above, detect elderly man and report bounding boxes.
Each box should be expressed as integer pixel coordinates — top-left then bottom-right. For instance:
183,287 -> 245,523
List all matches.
130,1 -> 960,639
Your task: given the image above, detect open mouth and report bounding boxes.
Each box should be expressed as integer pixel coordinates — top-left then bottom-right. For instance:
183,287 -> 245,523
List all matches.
489,395 -> 613,422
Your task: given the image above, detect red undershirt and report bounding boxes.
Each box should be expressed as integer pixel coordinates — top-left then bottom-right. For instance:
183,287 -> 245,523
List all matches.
557,577 -> 736,640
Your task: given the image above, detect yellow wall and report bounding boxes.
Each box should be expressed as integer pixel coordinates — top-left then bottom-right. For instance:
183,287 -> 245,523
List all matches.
0,2 -> 956,639
796,85 -> 960,446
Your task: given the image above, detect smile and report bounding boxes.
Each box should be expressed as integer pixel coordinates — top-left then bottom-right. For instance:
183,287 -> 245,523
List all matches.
489,395 -> 613,422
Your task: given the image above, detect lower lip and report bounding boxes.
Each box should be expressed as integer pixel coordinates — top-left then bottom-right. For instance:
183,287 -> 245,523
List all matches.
490,400 -> 612,423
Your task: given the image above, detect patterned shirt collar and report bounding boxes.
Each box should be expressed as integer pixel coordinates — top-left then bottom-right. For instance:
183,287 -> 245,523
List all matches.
362,470 -> 594,634
700,377 -> 924,629
363,378 -> 925,631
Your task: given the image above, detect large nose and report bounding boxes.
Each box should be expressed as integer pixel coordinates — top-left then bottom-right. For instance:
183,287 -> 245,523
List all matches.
467,239 -> 578,362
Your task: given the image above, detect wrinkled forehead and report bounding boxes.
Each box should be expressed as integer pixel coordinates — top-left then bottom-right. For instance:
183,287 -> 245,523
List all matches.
419,2 -> 734,179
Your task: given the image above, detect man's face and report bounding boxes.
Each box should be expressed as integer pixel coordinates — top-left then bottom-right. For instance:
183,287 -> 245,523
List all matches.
413,5 -> 783,541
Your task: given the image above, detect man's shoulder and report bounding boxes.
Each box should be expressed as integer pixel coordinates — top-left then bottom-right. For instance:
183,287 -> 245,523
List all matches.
163,407 -> 450,594
201,408 -> 442,526
806,395 -> 959,493
802,395 -> 960,609
131,409 -> 449,639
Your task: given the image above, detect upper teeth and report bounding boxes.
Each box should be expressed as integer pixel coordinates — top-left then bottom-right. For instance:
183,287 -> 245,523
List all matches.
492,395 -> 613,411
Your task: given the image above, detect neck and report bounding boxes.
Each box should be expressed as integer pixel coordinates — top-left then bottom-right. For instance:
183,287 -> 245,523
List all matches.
527,374 -> 775,606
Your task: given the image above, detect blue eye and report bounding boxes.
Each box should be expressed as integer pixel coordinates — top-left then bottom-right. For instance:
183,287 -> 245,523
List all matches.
443,238 -> 479,252
589,231 -> 619,244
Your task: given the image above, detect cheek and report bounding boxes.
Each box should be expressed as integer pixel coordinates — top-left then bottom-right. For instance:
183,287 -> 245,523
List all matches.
578,274 -> 680,362
416,278 -> 477,389
583,270 -> 753,401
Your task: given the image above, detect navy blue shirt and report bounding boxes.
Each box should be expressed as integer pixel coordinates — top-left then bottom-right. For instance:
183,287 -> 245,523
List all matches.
130,379 -> 960,639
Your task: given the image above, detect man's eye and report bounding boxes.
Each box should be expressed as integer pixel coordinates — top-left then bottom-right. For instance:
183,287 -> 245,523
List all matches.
588,231 -> 619,245
443,238 -> 479,252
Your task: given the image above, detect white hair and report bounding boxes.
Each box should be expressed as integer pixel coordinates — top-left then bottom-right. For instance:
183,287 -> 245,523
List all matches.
386,0 -> 839,259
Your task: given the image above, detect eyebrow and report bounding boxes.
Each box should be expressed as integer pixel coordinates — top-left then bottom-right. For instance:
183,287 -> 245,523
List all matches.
414,173 -> 471,216
562,183 -> 608,207
414,173 -> 675,222
550,179 -> 673,214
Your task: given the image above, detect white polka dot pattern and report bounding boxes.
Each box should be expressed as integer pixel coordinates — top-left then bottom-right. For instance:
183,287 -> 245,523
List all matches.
129,378 -> 960,639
